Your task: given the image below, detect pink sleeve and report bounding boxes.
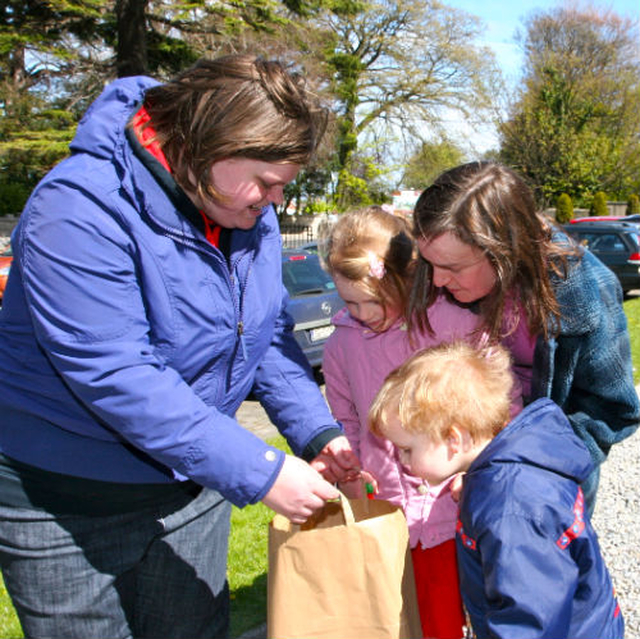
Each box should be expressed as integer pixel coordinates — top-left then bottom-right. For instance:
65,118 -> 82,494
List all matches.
322,333 -> 362,459
426,295 -> 481,341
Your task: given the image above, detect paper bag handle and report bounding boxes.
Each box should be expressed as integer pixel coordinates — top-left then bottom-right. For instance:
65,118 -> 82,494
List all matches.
337,491 -> 356,525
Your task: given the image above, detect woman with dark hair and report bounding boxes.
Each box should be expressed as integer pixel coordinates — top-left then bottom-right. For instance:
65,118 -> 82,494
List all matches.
410,161 -> 639,516
0,54 -> 359,638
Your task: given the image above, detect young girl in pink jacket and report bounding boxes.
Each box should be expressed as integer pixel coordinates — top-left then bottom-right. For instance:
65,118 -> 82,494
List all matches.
322,206 -> 483,639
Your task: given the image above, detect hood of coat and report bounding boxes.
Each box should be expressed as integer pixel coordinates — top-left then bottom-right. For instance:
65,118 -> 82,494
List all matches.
70,76 -> 158,160
466,398 -> 593,486
65,75 -> 272,247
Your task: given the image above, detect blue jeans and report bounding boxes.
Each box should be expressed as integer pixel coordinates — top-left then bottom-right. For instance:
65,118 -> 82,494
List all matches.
0,486 -> 231,639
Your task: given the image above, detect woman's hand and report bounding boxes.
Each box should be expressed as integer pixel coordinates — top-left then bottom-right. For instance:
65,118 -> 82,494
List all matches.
309,435 -> 361,484
262,455 -> 339,524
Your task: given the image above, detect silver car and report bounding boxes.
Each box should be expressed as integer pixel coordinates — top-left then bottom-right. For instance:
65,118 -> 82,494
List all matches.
281,248 -> 344,369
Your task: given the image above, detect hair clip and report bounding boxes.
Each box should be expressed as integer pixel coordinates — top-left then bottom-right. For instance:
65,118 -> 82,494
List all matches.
368,251 -> 386,279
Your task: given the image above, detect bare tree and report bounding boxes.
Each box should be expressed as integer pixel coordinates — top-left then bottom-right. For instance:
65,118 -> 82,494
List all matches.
302,0 -> 502,207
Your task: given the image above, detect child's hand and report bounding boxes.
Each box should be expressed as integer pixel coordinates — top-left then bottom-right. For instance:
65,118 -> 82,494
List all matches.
310,435 -> 361,484
338,470 -> 379,499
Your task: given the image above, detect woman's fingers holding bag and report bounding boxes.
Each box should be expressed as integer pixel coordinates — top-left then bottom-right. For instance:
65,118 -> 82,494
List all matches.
262,455 -> 339,523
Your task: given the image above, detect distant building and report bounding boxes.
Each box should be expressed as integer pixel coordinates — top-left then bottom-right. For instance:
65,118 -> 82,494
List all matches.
392,190 -> 421,213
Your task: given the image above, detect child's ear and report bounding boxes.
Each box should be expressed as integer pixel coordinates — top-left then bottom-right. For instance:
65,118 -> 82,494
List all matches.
447,425 -> 465,454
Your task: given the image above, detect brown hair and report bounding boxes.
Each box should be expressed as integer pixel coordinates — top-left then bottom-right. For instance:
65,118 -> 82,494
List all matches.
140,54 -> 328,204
324,206 -> 416,323
409,161 -> 579,341
369,341 -> 513,442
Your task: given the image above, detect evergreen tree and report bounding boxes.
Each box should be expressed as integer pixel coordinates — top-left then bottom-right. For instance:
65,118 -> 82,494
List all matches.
0,0 -> 320,214
555,193 -> 574,223
590,191 -> 609,217
498,6 -> 640,207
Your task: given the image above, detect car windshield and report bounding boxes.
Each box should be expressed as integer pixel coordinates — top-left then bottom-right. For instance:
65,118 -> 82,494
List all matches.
282,254 -> 336,296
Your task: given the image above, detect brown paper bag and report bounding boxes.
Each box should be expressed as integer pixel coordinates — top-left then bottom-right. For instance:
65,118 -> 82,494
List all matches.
267,494 -> 422,639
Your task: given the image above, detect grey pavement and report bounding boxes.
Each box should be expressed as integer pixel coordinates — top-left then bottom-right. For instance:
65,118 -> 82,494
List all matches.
235,400 -> 279,442
236,382 -> 328,442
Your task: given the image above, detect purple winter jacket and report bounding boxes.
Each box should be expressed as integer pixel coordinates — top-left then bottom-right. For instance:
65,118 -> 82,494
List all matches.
0,76 -> 341,507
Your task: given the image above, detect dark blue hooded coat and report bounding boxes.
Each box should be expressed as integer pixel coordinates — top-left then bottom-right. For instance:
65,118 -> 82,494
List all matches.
457,398 -> 624,639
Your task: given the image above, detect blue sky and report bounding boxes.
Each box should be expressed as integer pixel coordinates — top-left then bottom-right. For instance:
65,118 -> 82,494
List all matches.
440,0 -> 640,154
446,0 -> 640,82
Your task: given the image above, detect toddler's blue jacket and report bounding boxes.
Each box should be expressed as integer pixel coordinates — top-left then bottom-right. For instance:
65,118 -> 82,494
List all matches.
457,398 -> 624,639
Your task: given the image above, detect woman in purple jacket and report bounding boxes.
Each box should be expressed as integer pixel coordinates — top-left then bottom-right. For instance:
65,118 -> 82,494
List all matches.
0,55 -> 358,638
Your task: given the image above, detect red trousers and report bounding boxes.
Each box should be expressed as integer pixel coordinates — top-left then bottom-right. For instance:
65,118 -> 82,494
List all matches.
411,539 -> 465,639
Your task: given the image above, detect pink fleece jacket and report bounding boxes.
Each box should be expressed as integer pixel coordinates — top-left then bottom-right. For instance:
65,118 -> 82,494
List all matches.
322,296 -> 481,549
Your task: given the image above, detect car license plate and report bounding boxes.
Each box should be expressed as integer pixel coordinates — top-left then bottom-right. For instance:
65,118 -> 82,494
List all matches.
310,325 -> 335,342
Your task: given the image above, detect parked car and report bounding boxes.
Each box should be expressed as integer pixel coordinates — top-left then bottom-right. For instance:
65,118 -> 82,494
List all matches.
569,214 -> 640,225
0,246 -> 12,304
563,221 -> 640,295
300,241 -> 319,254
281,248 -> 344,368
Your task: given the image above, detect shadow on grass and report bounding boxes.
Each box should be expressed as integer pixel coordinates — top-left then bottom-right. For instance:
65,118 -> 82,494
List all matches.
230,573 -> 267,638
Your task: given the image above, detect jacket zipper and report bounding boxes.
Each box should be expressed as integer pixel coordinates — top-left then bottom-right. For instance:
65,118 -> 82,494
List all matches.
229,250 -> 254,362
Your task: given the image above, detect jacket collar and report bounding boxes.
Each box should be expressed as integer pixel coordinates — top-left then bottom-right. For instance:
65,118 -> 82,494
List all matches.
125,123 -> 205,238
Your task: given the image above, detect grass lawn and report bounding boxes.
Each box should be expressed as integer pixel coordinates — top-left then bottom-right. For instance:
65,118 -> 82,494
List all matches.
624,295 -> 640,384
0,298 -> 638,638
0,580 -> 20,639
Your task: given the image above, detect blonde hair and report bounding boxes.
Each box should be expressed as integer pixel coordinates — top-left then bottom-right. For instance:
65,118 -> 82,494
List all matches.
369,341 -> 513,442
324,206 -> 416,317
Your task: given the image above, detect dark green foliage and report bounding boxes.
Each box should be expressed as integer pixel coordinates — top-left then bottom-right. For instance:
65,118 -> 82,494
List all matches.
282,166 -> 334,217
555,193 -> 574,223
0,183 -> 32,216
590,191 -> 609,216
627,194 -> 640,215
0,105 -> 76,217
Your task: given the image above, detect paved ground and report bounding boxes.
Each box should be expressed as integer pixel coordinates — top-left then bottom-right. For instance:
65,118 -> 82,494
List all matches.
235,375 -> 327,442
235,400 -> 280,442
